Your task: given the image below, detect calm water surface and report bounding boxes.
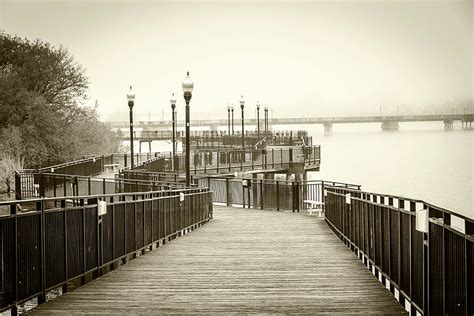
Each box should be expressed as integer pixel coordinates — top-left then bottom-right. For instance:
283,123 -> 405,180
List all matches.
279,122 -> 473,219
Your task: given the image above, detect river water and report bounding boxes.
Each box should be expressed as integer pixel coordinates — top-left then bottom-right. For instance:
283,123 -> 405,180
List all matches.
276,122 -> 472,219
132,121 -> 472,218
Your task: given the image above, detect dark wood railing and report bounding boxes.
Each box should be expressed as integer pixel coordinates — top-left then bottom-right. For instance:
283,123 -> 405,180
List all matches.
0,187 -> 213,313
324,186 -> 473,316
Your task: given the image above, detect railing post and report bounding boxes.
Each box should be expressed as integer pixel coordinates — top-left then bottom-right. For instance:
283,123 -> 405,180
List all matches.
280,148 -> 283,168
240,151 -> 243,171
37,200 -> 46,304
276,180 -> 280,211
194,153 -> 197,175
242,180 -> 246,208
226,178 -> 232,207
295,181 -> 300,212
260,180 -> 264,209
272,148 -> 274,168
292,181 -> 295,213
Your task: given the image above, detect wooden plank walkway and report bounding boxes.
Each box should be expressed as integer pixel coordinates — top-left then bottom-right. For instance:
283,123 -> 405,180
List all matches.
29,206 -> 406,314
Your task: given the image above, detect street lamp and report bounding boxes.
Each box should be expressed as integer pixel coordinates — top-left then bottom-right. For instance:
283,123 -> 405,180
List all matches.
231,105 -> 234,135
182,71 -> 194,187
256,101 -> 260,143
240,95 -> 245,148
227,104 -> 231,136
170,93 -> 177,171
127,86 -> 136,169
264,105 -> 269,134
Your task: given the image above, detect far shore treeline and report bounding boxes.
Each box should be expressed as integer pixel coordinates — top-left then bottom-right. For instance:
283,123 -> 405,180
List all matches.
0,33 -> 123,193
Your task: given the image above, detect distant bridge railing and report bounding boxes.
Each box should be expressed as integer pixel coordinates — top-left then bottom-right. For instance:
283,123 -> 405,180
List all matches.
325,186 -> 473,316
0,187 -> 213,314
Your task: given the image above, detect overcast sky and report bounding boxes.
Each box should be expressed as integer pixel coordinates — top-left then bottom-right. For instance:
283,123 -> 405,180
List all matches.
1,0 -> 472,121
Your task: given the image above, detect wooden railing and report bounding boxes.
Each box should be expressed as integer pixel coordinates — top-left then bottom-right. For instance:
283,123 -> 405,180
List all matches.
0,187 -> 213,314
324,186 -> 473,316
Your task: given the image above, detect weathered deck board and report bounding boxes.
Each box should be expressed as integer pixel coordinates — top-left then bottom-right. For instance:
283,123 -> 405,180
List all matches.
29,207 -> 406,314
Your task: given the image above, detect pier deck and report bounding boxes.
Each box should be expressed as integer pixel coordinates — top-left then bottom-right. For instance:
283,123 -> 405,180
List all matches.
29,206 -> 406,314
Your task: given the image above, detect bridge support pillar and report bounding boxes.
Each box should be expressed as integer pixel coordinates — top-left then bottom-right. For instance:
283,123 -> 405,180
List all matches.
381,121 -> 399,131
323,123 -> 333,136
443,119 -> 454,131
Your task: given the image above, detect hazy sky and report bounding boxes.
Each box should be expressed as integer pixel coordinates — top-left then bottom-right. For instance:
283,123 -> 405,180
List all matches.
1,0 -> 472,121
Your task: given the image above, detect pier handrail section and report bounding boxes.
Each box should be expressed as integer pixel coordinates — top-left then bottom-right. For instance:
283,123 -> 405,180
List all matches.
0,188 -> 213,313
325,186 -> 473,316
197,176 -> 360,212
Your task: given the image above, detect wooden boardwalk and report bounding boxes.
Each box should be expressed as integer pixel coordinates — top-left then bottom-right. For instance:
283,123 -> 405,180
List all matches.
29,207 -> 406,314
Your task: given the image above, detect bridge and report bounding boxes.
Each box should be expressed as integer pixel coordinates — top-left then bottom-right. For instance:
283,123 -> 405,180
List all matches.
108,113 -> 474,135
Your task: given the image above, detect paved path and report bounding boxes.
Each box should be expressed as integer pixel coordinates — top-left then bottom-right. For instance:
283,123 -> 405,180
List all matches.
30,206 -> 406,314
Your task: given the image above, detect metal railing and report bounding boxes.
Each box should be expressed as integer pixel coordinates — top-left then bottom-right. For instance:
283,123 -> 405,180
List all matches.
197,176 -> 360,212
177,145 -> 321,175
0,187 -> 213,313
324,186 -> 473,316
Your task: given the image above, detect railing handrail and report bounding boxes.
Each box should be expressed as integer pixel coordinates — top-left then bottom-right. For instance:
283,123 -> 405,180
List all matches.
325,185 -> 472,222
0,186 -> 209,207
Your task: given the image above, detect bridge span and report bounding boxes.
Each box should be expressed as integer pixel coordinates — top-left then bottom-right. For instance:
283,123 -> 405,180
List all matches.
108,113 -> 474,135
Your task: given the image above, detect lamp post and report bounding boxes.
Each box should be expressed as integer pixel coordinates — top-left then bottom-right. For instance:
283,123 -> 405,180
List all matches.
256,101 -> 260,142
264,105 -> 268,134
170,93 -> 177,171
240,95 -> 245,148
231,105 -> 234,135
127,86 -> 136,169
182,72 -> 194,187
227,104 -> 231,136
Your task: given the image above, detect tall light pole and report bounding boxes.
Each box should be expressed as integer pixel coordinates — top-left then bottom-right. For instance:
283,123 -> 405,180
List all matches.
182,72 -> 194,187
170,93 -> 177,171
264,105 -> 269,134
231,105 -> 234,135
127,86 -> 136,169
240,95 -> 245,148
256,101 -> 260,142
227,104 -> 231,135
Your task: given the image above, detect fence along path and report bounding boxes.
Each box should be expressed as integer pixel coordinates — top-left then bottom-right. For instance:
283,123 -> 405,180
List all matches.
30,206 -> 405,314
